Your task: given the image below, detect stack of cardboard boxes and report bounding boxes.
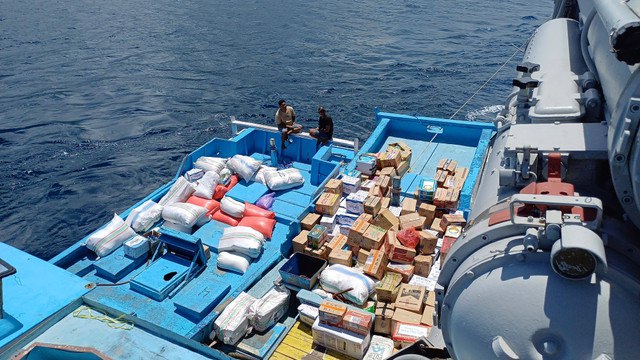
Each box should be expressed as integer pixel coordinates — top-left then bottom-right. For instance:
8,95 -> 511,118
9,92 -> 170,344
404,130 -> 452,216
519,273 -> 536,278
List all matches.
292,150 -> 470,353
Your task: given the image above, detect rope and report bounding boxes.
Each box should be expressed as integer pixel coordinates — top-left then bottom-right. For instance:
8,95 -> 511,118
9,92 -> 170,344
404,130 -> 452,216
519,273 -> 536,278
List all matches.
72,305 -> 135,330
449,46 -> 523,120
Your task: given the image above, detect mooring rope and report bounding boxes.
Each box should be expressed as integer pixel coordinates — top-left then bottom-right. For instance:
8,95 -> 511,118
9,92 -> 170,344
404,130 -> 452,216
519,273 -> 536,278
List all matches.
72,305 -> 135,330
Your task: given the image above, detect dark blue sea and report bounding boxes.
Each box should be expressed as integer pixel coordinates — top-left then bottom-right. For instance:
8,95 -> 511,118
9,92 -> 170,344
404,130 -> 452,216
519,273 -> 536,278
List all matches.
0,0 -> 550,260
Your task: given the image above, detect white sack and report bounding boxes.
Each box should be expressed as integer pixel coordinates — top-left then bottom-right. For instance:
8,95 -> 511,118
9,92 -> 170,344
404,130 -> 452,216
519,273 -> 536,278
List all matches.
219,168 -> 232,185
125,200 -> 163,233
217,251 -> 252,274
263,168 -> 305,191
85,214 -> 137,258
319,264 -> 376,305
253,166 -> 277,185
248,286 -> 290,332
212,292 -> 257,344
162,202 -> 208,227
226,155 -> 262,181
194,156 -> 227,174
158,176 -> 196,206
218,226 -> 265,258
221,196 -> 245,218
194,171 -> 220,199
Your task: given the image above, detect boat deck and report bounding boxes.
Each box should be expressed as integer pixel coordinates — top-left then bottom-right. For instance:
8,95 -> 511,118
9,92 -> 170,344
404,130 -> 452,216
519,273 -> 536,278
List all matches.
272,322 -> 351,360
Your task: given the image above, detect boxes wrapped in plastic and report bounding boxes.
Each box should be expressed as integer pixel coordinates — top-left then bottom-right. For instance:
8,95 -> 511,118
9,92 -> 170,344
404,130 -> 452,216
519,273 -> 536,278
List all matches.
312,318 -> 371,359
124,235 -> 149,259
212,292 -> 257,345
298,304 -> 319,326
248,285 -> 290,332
125,200 -> 163,233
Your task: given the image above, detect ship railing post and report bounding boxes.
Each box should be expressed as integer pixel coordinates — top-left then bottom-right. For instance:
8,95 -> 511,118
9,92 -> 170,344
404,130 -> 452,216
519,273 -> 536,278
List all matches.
354,138 -> 359,154
230,116 -> 238,135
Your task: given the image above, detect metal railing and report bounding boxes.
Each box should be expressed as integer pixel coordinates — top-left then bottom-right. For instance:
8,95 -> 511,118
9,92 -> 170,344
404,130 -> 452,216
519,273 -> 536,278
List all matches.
230,116 -> 359,153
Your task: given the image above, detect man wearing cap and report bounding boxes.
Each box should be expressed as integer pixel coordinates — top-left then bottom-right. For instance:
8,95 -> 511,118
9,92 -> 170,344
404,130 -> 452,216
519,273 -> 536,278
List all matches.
275,99 -> 302,149
309,106 -> 333,147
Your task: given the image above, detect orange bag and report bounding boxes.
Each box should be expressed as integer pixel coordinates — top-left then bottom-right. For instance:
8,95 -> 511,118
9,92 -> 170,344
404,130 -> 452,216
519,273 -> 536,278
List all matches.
186,196 -> 220,216
213,175 -> 239,200
238,216 -> 276,239
244,202 -> 276,219
210,209 -> 240,226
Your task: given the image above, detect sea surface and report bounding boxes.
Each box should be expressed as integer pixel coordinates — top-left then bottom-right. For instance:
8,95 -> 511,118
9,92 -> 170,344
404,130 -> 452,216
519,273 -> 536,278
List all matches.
0,0 -> 551,260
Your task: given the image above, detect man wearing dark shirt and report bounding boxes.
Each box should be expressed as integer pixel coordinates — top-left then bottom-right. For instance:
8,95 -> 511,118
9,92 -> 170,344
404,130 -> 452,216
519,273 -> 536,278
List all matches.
309,106 -> 333,146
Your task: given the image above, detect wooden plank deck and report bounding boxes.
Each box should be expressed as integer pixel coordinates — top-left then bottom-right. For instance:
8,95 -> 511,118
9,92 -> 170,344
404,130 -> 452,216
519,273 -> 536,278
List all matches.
273,321 -> 354,360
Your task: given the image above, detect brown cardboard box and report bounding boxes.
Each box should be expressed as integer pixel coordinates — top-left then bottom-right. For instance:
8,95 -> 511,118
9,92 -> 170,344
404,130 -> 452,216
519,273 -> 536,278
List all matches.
437,158 -> 448,171
444,175 -> 457,189
380,197 -> 391,209
379,148 -> 401,168
399,212 -> 426,230
435,169 -> 448,186
293,230 -> 310,253
454,167 -> 469,189
387,230 -> 417,264
319,299 -> 347,326
375,302 -> 395,334
360,179 -> 376,192
372,209 -> 399,231
395,284 -> 426,313
414,255 -> 434,277
327,233 -> 348,252
386,263 -> 415,283
357,248 -> 370,264
418,203 -> 436,228
439,236 -> 457,266
442,214 -> 466,229
342,309 -> 373,335
389,141 -> 412,162
391,308 -> 422,335
375,272 -> 403,302
418,230 -> 438,255
361,224 -> 387,250
430,218 -> 444,236
305,244 -> 330,260
445,159 -> 457,174
396,161 -> 410,177
324,178 -> 343,194
401,198 -> 417,216
376,175 -> 391,194
316,192 -> 340,215
444,188 -> 459,209
426,290 -> 436,308
328,248 -> 352,267
348,215 -> 371,247
421,305 -> 435,327
380,167 -> 397,178
433,187 -> 448,208
392,322 -> 431,348
301,213 -> 321,231
364,196 -> 381,217
203,245 -> 211,260
363,250 -> 388,280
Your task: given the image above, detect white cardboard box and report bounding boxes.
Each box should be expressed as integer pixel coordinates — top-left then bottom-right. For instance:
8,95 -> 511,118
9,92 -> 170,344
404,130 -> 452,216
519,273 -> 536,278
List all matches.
312,318 -> 370,359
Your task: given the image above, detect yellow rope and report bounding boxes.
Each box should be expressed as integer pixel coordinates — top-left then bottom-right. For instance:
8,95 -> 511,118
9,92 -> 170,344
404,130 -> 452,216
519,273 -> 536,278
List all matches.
72,305 -> 134,330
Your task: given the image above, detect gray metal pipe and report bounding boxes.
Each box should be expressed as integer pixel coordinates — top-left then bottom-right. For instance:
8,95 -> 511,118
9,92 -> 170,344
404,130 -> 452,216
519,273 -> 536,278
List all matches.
593,0 -> 640,64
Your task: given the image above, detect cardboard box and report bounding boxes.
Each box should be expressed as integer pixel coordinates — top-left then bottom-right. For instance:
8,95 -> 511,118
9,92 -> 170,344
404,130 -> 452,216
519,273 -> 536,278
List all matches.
396,160 -> 410,177
361,179 -> 376,192
329,248 -> 352,267
312,318 -> 371,359
439,236 -> 457,265
305,244 -> 330,260
444,225 -> 462,239
342,175 -> 361,195
375,302 -> 395,334
371,209 -> 399,231
387,230 -> 417,264
364,196 -> 381,217
442,213 -> 466,229
302,213 -> 321,231
444,175 -> 457,189
361,224 -> 387,250
426,290 -> 436,308
445,159 -> 457,173
417,179 -> 437,201
399,212 -> 426,230
414,254 -> 434,277
319,299 -> 347,326
401,198 -> 417,215
357,155 -> 378,176
316,192 -> 340,216
380,167 -> 397,178
421,306 -> 435,327
418,230 -> 438,255
379,148 -> 401,168
389,141 -> 412,163
391,307 -> 422,330
348,214 -> 371,246
363,250 -> 388,280
418,203 -> 436,228
346,190 -> 369,215
454,167 -> 469,188
342,309 -> 373,335
430,217 -> 444,236
395,284 -> 426,313
293,230 -> 310,253
376,175 -> 391,194
335,208 -> 359,227
386,263 -> 414,283
392,322 -> 431,348
380,197 -> 391,209
320,213 -> 337,232
308,224 -> 328,250
376,272 -> 403,302
327,233 -> 348,252
325,178 -> 343,194
357,248 -> 370,265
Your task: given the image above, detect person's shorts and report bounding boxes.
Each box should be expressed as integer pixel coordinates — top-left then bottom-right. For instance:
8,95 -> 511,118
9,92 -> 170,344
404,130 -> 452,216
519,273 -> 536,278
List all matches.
279,124 -> 302,133
316,132 -> 332,142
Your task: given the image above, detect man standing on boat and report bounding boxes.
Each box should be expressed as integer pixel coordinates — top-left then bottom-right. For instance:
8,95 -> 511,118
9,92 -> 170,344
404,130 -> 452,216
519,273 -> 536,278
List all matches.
309,106 -> 333,147
275,99 -> 302,149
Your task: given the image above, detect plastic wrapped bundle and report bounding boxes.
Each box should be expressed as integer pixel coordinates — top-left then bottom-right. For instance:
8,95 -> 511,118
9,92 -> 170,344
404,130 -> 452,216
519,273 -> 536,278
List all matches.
248,286 -> 290,332
194,156 -> 227,174
212,292 -> 257,344
194,171 -> 220,199
319,264 -> 376,305
263,168 -> 305,191
125,200 -> 163,233
85,214 -> 137,258
162,202 -> 208,228
255,193 -> 275,210
158,177 -> 196,206
217,251 -> 252,274
253,166 -> 277,185
221,196 -> 245,218
226,155 -> 262,181
218,226 -> 265,258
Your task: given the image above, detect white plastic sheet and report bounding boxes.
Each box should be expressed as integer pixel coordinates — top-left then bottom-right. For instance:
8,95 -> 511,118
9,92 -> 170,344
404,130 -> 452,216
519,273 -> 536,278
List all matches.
248,286 -> 290,332
319,264 -> 376,305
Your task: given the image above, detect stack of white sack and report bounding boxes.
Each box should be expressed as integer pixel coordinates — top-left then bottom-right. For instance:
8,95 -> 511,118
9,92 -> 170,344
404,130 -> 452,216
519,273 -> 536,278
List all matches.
194,156 -> 227,174
253,166 -> 277,185
193,171 -> 220,199
226,155 -> 262,181
219,168 -> 232,185
158,176 -> 196,206
217,226 -> 265,273
211,292 -> 257,345
263,168 -> 305,191
162,202 -> 208,233
85,214 -> 137,258
318,264 -> 376,305
125,200 -> 163,233
220,196 -> 245,218
247,285 -> 290,332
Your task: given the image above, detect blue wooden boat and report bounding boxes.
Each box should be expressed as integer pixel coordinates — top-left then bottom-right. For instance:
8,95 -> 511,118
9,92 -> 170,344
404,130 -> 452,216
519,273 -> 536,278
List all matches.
0,109 -> 494,359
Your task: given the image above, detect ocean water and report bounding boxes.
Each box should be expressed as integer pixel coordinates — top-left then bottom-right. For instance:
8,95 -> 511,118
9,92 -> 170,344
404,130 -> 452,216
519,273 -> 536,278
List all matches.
0,0 -> 551,260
